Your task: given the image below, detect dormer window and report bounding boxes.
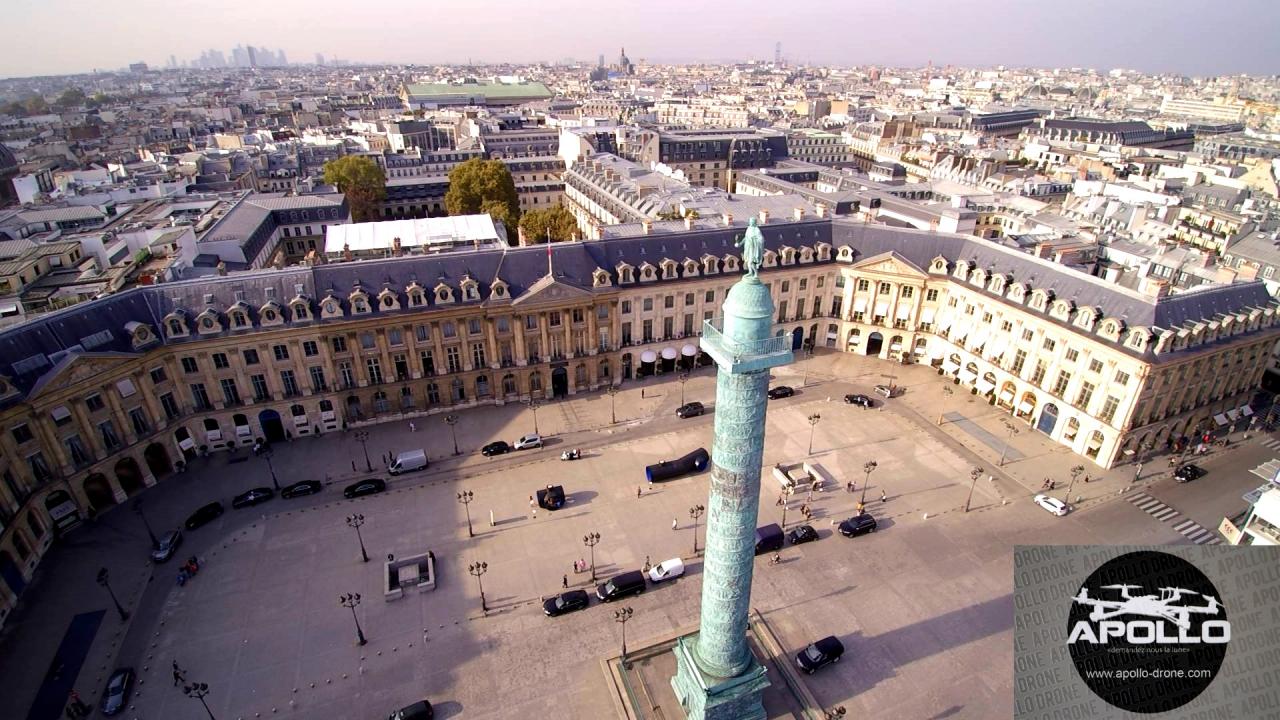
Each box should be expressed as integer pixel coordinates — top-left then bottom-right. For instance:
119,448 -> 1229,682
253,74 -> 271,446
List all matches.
799,247 -> 814,263
1051,299 -> 1073,321
378,289 -> 400,311
990,275 -> 1006,295
405,282 -> 426,307
321,298 -> 342,318
683,260 -> 699,277
970,269 -> 987,287
435,284 -> 455,304
639,263 -> 657,282
837,245 -> 854,262
816,243 -> 832,261
291,299 -> 310,320
929,257 -> 948,274
591,269 -> 611,288
660,259 -> 677,279
763,250 -> 777,268
724,255 -> 739,272
616,262 -> 634,284
702,255 -> 719,274
953,260 -> 970,280
349,291 -> 370,315
1008,283 -> 1026,303
1029,289 -> 1049,311
1126,329 -> 1148,351
779,246 -> 795,265
461,279 -> 480,301
164,311 -> 189,338
196,309 -> 222,334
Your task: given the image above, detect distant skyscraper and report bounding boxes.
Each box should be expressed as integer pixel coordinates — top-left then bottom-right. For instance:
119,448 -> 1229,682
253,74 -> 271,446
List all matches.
231,45 -> 246,67
775,42 -> 781,65
598,53 -> 605,68
316,53 -> 325,66
247,45 -> 258,68
168,54 -> 177,69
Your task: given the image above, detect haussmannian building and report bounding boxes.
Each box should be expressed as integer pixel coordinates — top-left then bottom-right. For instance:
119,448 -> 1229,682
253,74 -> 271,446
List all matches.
1,216 -> 1277,623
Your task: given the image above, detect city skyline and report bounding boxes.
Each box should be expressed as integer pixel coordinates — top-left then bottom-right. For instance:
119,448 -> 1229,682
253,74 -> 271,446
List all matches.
1,0 -> 1279,79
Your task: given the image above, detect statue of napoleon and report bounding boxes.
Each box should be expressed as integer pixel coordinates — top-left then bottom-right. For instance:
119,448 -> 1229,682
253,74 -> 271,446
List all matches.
735,217 -> 765,279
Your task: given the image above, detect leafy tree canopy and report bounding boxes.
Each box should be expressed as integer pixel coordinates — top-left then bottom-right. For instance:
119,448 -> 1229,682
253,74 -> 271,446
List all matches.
518,206 -> 579,244
322,155 -> 386,223
445,158 -> 519,228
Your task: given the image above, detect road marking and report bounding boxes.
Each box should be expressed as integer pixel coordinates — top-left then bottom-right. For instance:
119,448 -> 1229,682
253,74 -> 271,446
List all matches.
1127,492 -> 1223,545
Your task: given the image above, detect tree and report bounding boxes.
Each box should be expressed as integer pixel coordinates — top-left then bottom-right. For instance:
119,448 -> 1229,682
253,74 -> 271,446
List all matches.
322,156 -> 386,223
22,96 -> 48,115
54,87 -> 86,109
445,158 -> 519,227
519,206 -> 578,244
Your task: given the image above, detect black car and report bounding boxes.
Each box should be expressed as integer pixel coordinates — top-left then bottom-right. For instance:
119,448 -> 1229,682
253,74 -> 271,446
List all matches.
838,514 -> 878,538
537,485 -> 566,510
795,636 -> 845,674
788,524 -> 820,545
843,393 -> 875,408
232,487 -> 275,509
344,478 -> 387,499
388,700 -> 434,720
676,401 -> 705,418
767,386 -> 795,400
100,667 -> 135,716
481,440 -> 511,457
1174,463 -> 1207,483
281,480 -> 323,499
184,501 -> 224,530
543,589 -> 590,616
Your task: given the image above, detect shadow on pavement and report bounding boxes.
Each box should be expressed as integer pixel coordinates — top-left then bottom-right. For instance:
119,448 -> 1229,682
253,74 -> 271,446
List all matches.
27,610 -> 105,720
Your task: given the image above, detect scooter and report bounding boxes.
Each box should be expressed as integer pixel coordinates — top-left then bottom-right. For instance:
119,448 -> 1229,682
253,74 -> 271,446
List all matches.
560,449 -> 581,461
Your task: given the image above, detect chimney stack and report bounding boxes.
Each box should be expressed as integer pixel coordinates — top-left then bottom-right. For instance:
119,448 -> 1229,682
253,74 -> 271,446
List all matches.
793,207 -> 805,221
723,212 -> 733,227
392,236 -> 403,257
816,204 -> 828,218
216,261 -> 227,276
684,215 -> 695,231
642,219 -> 653,235
1141,276 -> 1170,299
758,209 -> 770,225
343,242 -> 353,262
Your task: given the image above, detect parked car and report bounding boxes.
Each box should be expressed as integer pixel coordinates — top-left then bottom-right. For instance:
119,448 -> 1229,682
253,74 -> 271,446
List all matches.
1034,494 -> 1070,516
767,385 -> 795,400
281,480 -> 323,499
676,401 -> 705,418
838,514 -> 878,538
648,557 -> 685,583
873,384 -> 898,398
389,449 -> 428,475
787,524 -> 820,545
150,529 -> 183,563
1174,463 -> 1207,483
344,478 -> 387,499
184,502 -> 224,530
481,440 -> 511,457
543,589 -> 590,617
232,487 -> 275,509
795,636 -> 845,674
514,433 -> 543,450
387,700 -> 434,720
843,393 -> 876,408
754,523 -> 785,554
100,667 -> 135,716
596,570 -> 647,602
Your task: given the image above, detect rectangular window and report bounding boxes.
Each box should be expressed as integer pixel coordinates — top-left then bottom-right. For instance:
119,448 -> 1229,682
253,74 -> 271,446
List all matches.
1021,329 -> 1034,342
622,322 -> 632,345
66,435 -> 92,467
1042,338 -> 1056,352
468,319 -> 482,335
446,347 -> 461,373
1115,370 -> 1130,386
281,370 -> 299,396
419,350 -> 435,375
85,393 -> 105,412
684,314 -> 694,335
643,298 -> 653,312
220,378 -> 241,405
360,332 -> 376,350
901,286 -> 914,298
331,335 -> 347,353
857,279 -> 869,291
663,317 -> 674,339
303,341 -> 319,357
251,374 -> 269,401
499,316 -> 512,331
27,452 -> 52,483
11,423 -> 33,445
879,282 -> 891,295
366,358 -> 383,384
621,300 -> 632,314
1012,349 -> 1027,375
181,356 -> 199,373
415,324 -> 430,342
472,342 -> 487,368
1076,381 -> 1096,408
926,288 -> 938,302
549,311 -> 561,327
190,383 -> 211,410
129,407 -> 150,435
705,290 -> 714,302
778,300 -> 788,323
664,296 -> 675,309
781,281 -> 790,293
525,315 -> 537,331
160,392 -> 180,420
1100,396 -> 1120,424
596,305 -> 608,320
1065,348 -> 1079,362
338,362 -> 354,388
271,344 -> 289,362
1051,371 -> 1071,397
98,420 -> 122,450
309,366 -> 326,391
1030,360 -> 1047,386
149,366 -> 167,384
1088,359 -> 1103,373
572,308 -> 584,324
213,353 -> 230,370
243,349 -> 260,365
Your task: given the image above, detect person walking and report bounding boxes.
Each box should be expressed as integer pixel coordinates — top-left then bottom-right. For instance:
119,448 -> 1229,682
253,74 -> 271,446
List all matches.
637,486 -> 642,499
672,518 -> 678,530
172,660 -> 185,686
408,421 -> 416,432
562,574 -> 568,589
880,489 -> 887,502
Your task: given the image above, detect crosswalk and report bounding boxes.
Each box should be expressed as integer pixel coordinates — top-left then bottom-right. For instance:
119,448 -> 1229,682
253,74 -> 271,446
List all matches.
1127,492 -> 1222,545
1259,436 -> 1280,452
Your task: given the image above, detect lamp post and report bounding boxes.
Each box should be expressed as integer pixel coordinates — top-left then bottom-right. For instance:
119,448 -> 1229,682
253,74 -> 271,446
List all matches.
582,532 -> 601,582
353,430 -> 372,472
182,681 -> 216,720
606,384 -> 619,423
615,606 -> 634,661
338,593 -> 366,645
1134,441 -> 1152,483
133,498 -> 158,550
938,385 -> 953,425
444,414 -> 460,456
779,487 -> 793,528
998,419 -> 1020,467
689,504 -> 705,555
525,398 -> 541,435
859,460 -> 877,508
345,513 -> 369,562
824,706 -> 847,720
95,567 -> 129,621
964,466 -> 984,513
677,371 -> 690,407
468,561 -> 488,612
807,413 -> 822,455
1064,464 -> 1085,504
261,449 -> 280,491
457,490 -> 474,537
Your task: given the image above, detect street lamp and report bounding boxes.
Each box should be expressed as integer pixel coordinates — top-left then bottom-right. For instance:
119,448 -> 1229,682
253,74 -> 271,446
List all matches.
457,490 -> 474,537
182,681 -> 216,720
353,430 -> 372,472
345,513 -> 369,563
133,498 -> 158,550
1064,464 -> 1085,504
677,371 -> 690,407
95,567 -> 128,621
261,449 -> 280,491
468,561 -> 488,612
964,466 -> 984,513
807,413 -> 822,455
689,504 -> 705,554
525,398 -> 541,435
606,385 -> 619,424
779,487 -> 793,528
338,592 -> 366,645
998,419 -> 1020,467
444,414 -> 460,456
582,532 -> 601,582
859,460 -> 877,509
615,606 -> 634,661
824,707 -> 847,720
938,386 -> 953,425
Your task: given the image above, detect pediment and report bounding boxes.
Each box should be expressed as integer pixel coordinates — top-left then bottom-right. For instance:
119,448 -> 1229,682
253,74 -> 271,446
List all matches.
26,351 -> 139,400
512,275 -> 594,306
850,251 -> 928,280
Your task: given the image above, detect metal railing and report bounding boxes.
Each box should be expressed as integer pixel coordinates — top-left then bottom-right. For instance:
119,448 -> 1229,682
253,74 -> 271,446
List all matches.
702,317 -> 792,358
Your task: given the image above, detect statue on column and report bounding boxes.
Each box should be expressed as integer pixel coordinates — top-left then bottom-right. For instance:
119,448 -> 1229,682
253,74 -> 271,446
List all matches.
735,218 -> 765,279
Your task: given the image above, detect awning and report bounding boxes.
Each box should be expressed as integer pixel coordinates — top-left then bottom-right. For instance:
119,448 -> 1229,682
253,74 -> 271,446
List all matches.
853,297 -> 868,312
681,344 -> 698,357
896,305 -> 911,319
1213,413 -> 1229,426
1242,405 -> 1255,417
874,302 -> 889,316
1000,388 -> 1016,402
890,338 -> 903,350
640,350 -> 657,363
959,369 -> 979,384
921,308 -> 936,324
976,378 -> 996,394
1019,400 -> 1036,414
1227,409 -> 1240,422
178,437 -> 196,451
661,347 -> 678,360
825,332 -> 838,340
942,359 -> 961,374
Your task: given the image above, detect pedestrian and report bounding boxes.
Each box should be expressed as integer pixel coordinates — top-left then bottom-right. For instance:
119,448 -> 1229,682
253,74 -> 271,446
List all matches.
880,489 -> 887,502
529,495 -> 535,508
637,486 -> 642,499
172,660 -> 184,686
775,495 -> 784,507
805,490 -> 813,503
562,574 -> 568,589
579,557 -> 586,573
641,388 -> 645,398
672,518 -> 678,530
409,421 -> 416,432
70,691 -> 89,713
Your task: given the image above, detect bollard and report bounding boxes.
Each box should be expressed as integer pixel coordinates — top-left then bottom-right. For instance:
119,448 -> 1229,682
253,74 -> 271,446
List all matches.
923,512 -> 929,520
489,510 -> 495,527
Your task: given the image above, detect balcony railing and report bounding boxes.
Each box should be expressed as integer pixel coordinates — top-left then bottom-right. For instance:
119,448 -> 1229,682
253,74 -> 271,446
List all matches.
701,317 -> 792,359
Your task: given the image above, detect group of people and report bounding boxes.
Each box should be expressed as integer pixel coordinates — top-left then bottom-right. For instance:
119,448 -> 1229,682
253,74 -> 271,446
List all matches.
176,556 -> 200,586
63,691 -> 90,719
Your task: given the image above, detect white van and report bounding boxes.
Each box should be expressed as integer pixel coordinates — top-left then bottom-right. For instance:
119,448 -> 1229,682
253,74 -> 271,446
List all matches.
648,557 -> 685,583
389,449 -> 428,475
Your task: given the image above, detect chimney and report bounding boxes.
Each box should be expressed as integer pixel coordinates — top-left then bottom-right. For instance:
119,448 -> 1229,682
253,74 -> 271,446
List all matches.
758,209 -> 770,225
392,236 -> 403,257
642,219 -> 653,235
1141,276 -> 1170,299
793,207 -> 805,221
343,242 -> 353,262
216,261 -> 227,276
684,215 -> 695,231
816,204 -> 828,218
722,212 -> 733,226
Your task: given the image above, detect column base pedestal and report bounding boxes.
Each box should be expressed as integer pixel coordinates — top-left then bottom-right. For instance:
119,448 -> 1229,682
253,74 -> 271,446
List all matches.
670,632 -> 770,720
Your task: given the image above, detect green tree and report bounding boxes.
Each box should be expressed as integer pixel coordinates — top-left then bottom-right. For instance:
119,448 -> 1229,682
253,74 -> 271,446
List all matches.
22,96 -> 48,115
54,87 -> 86,108
86,91 -> 111,109
445,158 -> 519,227
322,156 -> 387,223
518,206 -> 579,243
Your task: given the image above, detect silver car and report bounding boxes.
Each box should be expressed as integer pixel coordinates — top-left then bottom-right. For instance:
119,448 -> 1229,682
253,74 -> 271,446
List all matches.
151,529 -> 183,563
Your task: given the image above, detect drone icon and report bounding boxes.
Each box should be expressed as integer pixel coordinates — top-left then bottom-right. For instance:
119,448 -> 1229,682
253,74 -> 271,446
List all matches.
1073,584 -> 1221,630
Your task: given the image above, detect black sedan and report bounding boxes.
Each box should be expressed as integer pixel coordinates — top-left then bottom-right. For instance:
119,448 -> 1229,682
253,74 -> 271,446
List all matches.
543,589 -> 590,617
232,487 -> 275,509
676,401 -> 705,418
843,393 -> 875,408
184,501 -> 224,530
838,514 -> 878,538
1174,463 -> 1207,483
795,636 -> 845,674
787,524 -> 820,545
344,478 -> 387,499
481,441 -> 511,457
100,667 -> 135,716
281,480 -> 323,499
767,386 -> 795,400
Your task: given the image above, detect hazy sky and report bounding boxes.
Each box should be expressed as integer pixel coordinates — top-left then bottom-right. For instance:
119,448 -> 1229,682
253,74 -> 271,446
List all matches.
2,0 -> 1278,79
